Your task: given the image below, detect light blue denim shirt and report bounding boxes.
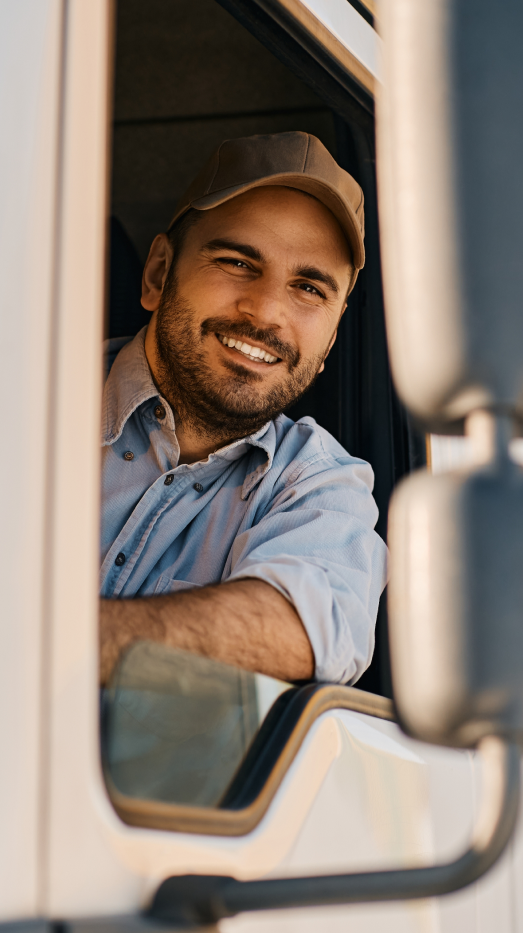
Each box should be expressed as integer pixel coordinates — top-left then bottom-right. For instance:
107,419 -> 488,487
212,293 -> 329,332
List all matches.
100,328 -> 388,684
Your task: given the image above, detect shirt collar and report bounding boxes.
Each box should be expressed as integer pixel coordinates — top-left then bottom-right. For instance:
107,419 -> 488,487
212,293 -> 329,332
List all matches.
102,327 -> 160,446
101,327 -> 277,497
210,420 -> 276,499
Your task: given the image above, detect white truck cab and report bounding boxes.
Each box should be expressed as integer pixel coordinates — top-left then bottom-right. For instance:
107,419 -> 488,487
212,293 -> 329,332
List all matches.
2,2 -> 523,931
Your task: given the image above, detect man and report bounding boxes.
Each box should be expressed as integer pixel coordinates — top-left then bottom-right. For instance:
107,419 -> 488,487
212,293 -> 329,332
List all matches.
100,131 -> 387,687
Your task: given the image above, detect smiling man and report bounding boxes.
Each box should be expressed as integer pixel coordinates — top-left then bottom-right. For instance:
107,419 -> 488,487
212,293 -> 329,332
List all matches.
100,132 -> 388,686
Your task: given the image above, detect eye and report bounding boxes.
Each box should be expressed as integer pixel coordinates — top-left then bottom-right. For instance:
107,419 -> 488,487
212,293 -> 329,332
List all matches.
218,257 -> 250,270
297,282 -> 325,299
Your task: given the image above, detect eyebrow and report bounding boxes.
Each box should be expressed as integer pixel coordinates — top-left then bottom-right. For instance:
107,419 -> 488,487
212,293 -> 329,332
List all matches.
294,265 -> 339,295
203,238 -> 340,295
203,238 -> 265,263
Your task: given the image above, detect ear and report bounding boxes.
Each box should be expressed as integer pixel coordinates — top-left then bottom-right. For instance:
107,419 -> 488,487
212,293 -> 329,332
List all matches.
317,326 -> 339,374
141,233 -> 174,312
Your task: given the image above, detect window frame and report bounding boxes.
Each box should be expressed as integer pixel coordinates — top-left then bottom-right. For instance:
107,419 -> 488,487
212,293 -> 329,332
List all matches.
106,682 -> 393,836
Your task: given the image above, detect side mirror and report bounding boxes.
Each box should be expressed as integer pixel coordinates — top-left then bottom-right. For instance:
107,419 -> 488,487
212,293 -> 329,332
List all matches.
377,0 -> 523,749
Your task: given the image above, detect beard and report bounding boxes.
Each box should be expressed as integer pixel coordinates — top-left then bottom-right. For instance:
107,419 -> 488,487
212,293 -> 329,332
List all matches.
153,273 -> 328,443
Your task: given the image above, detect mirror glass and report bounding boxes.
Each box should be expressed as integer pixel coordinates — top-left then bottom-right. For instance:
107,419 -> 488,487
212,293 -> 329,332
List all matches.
102,641 -> 291,809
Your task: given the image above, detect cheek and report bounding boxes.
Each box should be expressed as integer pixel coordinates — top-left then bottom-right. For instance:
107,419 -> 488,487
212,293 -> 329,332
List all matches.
287,314 -> 336,362
182,270 -> 244,312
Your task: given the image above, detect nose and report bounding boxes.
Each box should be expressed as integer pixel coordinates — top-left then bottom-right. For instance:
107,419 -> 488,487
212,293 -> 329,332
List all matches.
236,276 -> 286,330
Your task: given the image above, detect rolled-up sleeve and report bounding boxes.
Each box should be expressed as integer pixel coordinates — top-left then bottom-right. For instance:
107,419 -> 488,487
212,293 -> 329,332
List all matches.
227,454 -> 388,684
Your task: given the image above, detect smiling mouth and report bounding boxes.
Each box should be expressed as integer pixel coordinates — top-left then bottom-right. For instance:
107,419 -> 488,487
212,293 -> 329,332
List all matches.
216,333 -> 281,365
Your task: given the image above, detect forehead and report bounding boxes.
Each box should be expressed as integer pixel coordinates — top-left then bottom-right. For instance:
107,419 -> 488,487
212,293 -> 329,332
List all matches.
192,186 -> 352,266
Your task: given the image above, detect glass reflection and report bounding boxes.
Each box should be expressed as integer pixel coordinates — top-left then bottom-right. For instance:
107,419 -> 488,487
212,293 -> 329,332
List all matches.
102,641 -> 290,809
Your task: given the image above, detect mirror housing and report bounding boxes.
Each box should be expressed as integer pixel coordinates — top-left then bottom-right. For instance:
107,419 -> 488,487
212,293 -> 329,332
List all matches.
377,0 -> 523,431
389,448 -> 523,747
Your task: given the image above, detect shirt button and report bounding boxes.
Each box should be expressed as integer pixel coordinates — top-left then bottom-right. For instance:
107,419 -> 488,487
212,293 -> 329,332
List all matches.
154,404 -> 166,420
114,552 -> 126,567
123,450 -> 134,461
193,482 -> 203,492
164,474 -> 174,485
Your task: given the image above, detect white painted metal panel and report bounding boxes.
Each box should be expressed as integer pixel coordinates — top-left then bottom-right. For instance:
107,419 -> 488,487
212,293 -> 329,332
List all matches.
220,713 -> 478,932
42,0 -> 134,914
0,0 -> 63,919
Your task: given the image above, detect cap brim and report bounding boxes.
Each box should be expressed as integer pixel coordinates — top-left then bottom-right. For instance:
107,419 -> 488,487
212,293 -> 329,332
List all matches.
171,172 -> 365,272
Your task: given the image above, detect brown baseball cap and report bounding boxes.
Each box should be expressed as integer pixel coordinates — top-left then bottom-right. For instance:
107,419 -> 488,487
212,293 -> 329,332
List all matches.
169,131 -> 365,281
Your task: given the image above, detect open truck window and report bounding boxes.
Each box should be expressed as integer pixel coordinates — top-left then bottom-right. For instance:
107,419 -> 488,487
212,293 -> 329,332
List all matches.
101,0 -> 424,826
105,0 -> 423,685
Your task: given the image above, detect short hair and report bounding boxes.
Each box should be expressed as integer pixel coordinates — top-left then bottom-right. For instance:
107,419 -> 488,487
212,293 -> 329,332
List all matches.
166,209 -> 201,275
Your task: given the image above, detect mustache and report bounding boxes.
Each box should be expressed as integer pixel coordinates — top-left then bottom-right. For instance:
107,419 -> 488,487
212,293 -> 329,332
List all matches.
201,316 -> 300,369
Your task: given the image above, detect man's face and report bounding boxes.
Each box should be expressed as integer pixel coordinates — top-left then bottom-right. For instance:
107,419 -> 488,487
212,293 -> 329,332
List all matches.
144,186 -> 353,438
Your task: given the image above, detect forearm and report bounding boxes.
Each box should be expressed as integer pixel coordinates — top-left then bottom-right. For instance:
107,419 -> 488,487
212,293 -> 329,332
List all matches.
99,578 -> 314,685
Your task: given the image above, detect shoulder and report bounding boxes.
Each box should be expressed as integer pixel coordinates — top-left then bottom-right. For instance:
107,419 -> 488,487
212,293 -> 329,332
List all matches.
271,414 -> 375,493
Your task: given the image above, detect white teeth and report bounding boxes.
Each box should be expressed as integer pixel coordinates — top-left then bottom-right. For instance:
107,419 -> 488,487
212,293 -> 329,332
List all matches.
219,334 -> 279,364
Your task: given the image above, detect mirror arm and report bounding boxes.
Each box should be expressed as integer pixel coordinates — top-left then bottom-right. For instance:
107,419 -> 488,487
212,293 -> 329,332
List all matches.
148,736 -> 520,927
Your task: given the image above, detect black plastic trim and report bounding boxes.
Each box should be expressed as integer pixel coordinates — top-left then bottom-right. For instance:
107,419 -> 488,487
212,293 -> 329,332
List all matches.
347,0 -> 374,29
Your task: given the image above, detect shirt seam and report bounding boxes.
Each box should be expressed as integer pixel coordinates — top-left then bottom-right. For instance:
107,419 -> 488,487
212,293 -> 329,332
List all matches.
283,427 -> 331,486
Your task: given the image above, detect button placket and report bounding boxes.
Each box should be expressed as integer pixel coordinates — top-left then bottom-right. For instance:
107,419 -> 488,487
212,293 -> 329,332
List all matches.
103,479 -> 176,594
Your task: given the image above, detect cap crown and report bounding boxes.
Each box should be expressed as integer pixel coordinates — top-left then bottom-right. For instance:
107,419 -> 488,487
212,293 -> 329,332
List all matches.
171,132 -> 365,277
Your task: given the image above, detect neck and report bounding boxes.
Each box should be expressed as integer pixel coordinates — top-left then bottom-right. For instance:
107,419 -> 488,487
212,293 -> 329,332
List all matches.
174,417 -> 241,465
